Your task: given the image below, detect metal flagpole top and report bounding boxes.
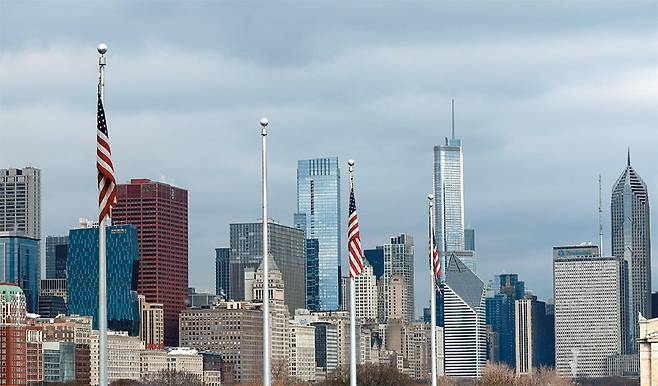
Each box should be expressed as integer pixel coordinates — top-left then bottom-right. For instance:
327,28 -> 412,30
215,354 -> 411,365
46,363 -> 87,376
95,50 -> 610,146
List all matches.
97,43 -> 108,66
260,118 -> 268,136
428,194 -> 434,206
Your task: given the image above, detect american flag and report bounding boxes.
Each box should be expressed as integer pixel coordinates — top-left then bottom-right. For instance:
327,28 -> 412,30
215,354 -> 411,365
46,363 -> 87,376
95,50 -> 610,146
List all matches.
97,92 -> 117,222
430,218 -> 441,285
348,185 -> 364,278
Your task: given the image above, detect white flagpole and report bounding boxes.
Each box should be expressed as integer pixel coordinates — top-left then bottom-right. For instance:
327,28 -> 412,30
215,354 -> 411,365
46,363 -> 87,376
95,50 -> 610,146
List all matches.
97,42 -> 109,386
428,194 -> 437,386
348,159 -> 357,386
260,118 -> 271,386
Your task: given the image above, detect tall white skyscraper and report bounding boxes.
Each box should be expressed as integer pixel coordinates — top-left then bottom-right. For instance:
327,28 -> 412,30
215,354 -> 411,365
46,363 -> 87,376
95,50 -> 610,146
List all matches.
433,130 -> 464,254
0,167 -> 41,239
553,245 -> 627,377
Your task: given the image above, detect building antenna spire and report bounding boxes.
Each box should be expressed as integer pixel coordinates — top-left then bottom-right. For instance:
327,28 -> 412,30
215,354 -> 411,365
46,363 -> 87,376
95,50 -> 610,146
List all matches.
599,174 -> 603,256
451,99 -> 455,140
627,147 -> 631,166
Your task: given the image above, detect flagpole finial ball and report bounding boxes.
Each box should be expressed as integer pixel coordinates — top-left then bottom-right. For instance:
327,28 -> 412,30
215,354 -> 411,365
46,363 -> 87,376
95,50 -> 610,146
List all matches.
97,44 -> 108,55
260,118 -> 269,127
428,194 -> 434,201
348,160 -> 355,167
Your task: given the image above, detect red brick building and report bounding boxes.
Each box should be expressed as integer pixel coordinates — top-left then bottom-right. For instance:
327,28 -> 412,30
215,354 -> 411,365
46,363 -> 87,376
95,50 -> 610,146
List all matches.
113,179 -> 188,346
0,283 -> 27,386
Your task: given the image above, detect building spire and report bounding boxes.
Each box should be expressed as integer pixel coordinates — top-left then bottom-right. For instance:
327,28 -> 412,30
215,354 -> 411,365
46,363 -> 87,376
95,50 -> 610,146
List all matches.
451,99 -> 455,140
627,147 -> 631,166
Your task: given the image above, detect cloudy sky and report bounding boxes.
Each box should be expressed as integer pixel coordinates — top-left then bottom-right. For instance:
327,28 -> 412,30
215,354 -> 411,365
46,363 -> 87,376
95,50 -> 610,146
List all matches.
1,1 -> 656,316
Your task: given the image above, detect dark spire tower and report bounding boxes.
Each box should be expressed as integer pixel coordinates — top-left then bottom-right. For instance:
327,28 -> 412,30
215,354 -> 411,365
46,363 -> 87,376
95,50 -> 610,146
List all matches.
611,149 -> 651,352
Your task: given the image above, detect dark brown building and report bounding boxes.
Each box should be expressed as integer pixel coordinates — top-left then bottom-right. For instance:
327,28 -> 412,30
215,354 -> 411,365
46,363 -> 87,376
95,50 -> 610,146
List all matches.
113,178 -> 188,346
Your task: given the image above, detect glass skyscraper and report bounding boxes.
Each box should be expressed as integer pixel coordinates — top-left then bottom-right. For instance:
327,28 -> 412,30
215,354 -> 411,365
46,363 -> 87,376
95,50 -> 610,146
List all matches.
215,247 -> 230,298
433,136 -> 465,255
382,234 -> 415,322
611,152 -> 651,352
0,231 -> 39,313
296,157 -> 340,311
67,224 -> 140,335
45,235 -> 68,279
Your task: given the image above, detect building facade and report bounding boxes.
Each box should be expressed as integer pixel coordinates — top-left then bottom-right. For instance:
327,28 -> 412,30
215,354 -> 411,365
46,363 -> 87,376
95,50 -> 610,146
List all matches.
215,247 -> 230,298
0,283 -> 27,386
89,330 -> 142,385
112,178 -> 189,346
0,232 -> 39,313
638,315 -> 658,386
0,167 -> 41,240
611,153 -> 651,351
289,320 -> 316,382
515,296 -> 554,374
45,235 -> 68,279
382,234 -> 415,322
295,157 -> 341,311
138,295 -> 164,350
433,136 -> 464,254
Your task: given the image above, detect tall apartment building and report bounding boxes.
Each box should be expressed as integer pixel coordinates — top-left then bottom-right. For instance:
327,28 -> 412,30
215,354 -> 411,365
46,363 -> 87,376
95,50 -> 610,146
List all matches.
355,263 -> 378,321
515,296 -> 554,375
381,234 -> 415,322
0,232 -> 39,313
442,254 -> 487,378
45,235 -> 68,279
138,294 -> 164,350
289,320 -> 317,382
387,275 -> 408,321
295,157 -> 341,311
112,178 -> 188,346
0,283 -> 27,386
0,167 -> 41,239
553,245 -> 627,377
67,224 -> 140,335
229,220 -> 305,314
611,153 -> 652,351
215,247 -> 230,298
433,133 -> 465,254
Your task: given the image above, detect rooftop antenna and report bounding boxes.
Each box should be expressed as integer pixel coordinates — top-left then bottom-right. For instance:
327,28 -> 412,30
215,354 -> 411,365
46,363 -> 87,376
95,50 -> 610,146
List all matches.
627,147 -> 631,166
451,99 -> 455,140
599,174 -> 603,256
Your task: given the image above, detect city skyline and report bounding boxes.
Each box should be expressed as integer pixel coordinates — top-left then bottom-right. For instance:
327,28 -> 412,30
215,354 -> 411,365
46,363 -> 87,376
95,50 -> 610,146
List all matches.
1,2 -> 657,318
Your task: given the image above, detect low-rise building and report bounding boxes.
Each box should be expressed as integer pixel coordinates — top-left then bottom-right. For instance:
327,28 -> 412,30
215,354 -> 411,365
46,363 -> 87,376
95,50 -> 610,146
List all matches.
89,330 -> 142,385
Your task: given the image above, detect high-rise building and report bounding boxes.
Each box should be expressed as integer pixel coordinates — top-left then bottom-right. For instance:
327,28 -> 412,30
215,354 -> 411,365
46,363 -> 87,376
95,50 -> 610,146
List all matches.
0,167 -> 41,240
381,234 -> 415,322
495,274 -> 525,368
0,232 -> 39,313
112,178 -> 189,346
215,247 -> 230,298
39,278 -> 67,318
229,221 -> 305,314
289,320 -> 317,382
25,327 -> 43,384
354,263 -> 378,321
138,295 -> 164,350
311,321 -> 339,377
67,224 -> 140,335
433,134 -> 464,254
652,292 -> 658,319
387,275 -> 408,322
442,254 -> 487,378
295,157 -> 341,311
611,152 -> 652,351
515,296 -> 554,375
45,236 -> 68,279
304,237 -> 320,310
89,330 -> 142,385
465,228 -> 475,251
364,248 -> 384,279
0,283 -> 27,385
553,245 -> 627,377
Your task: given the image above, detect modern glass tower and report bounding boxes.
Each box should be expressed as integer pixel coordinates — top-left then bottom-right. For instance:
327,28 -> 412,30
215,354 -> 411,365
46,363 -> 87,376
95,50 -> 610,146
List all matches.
382,234 -> 415,322
295,157 -> 341,311
0,231 -> 39,313
611,151 -> 651,352
45,236 -> 68,279
215,247 -> 230,298
433,136 -> 465,255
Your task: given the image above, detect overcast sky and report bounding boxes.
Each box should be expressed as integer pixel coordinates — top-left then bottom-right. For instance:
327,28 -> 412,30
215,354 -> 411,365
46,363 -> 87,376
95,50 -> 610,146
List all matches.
1,1 -> 656,317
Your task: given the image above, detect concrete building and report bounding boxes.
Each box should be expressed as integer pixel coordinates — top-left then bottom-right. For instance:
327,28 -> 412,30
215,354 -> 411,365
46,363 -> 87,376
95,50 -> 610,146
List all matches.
139,294 -> 164,350
638,315 -> 658,386
140,348 -> 204,380
89,330 -> 142,385
0,167 -> 41,239
382,234 -> 415,322
553,245 -> 627,377
188,287 -> 219,308
387,275 -> 408,322
342,262 -> 378,321
312,311 -> 351,370
0,283 -> 27,385
515,296 -> 554,374
289,320 -> 316,382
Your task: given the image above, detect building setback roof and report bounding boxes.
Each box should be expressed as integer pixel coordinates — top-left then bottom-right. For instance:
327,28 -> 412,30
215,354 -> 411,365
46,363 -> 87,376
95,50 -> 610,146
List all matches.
444,254 -> 485,311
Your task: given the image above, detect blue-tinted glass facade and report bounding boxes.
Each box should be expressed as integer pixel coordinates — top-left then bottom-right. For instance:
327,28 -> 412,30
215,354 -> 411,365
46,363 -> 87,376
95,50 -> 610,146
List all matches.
215,247 -> 230,298
67,225 -> 140,335
364,248 -> 384,279
0,232 -> 39,313
305,238 -> 320,311
485,274 -> 525,367
296,158 -> 340,311
46,236 -> 68,279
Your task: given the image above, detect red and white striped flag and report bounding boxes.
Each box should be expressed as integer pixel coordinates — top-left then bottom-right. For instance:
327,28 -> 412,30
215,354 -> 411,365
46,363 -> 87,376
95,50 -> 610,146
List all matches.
430,216 -> 441,285
97,92 -> 117,222
348,186 -> 364,278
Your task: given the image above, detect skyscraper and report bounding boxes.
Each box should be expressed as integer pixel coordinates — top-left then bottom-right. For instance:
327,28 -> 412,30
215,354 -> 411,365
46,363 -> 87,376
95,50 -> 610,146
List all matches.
0,232 -> 39,313
515,296 -> 554,375
442,254 -> 487,378
0,167 -> 41,240
433,133 -> 464,254
228,221 -> 305,314
45,236 -> 68,279
611,152 -> 651,351
296,157 -> 341,311
382,234 -> 415,322
215,247 -> 230,298
66,224 -> 140,336
553,245 -> 627,377
112,178 -> 188,346
0,283 -> 27,386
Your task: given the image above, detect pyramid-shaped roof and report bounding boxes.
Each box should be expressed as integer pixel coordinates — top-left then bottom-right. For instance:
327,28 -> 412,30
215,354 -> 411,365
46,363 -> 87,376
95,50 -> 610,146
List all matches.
444,253 -> 485,311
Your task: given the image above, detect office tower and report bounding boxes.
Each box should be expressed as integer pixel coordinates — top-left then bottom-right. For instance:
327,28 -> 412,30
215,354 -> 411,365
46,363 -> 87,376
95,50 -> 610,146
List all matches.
364,248 -> 385,279
89,331 -> 142,385
0,232 -> 39,313
433,132 -> 465,254
39,278 -> 67,317
354,263 -> 378,321
387,275 -> 408,321
229,221 -> 305,314
489,273 -> 525,368
138,295 -> 164,350
381,234 -> 415,322
305,238 -> 320,310
67,223 -> 140,335
444,250 -> 477,274
215,247 -> 230,298
612,153 -> 652,351
0,167 -> 41,239
312,321 -> 339,376
312,310 -> 351,370
40,278 -> 67,303
179,301 -> 264,383
45,236 -> 68,279
112,178 -> 188,346
515,296 -> 554,375
442,254 -> 487,378
295,157 -> 341,311
0,283 -> 27,385
465,228 -> 475,251
553,245 -> 627,377
289,320 -> 317,382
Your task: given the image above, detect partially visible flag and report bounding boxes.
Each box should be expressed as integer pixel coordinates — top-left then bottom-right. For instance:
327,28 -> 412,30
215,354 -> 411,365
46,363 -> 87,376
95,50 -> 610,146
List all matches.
348,185 -> 364,278
430,215 -> 441,286
97,92 -> 117,222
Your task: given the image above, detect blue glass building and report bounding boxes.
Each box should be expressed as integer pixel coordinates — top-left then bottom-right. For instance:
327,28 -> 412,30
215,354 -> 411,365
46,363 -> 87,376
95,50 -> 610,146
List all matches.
295,157 -> 340,311
485,274 -> 525,367
215,247 -> 230,298
67,225 -> 140,335
305,238 -> 320,311
0,232 -> 39,313
364,248 -> 384,279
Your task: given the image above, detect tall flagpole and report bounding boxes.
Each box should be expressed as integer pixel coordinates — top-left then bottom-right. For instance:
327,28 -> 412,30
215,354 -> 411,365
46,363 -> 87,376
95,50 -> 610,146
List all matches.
97,42 -> 109,386
260,117 -> 271,386
428,194 -> 437,386
348,159 -> 357,386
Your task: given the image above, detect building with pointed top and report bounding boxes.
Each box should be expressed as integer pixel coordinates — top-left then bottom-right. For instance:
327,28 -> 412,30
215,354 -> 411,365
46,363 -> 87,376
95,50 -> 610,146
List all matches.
611,150 -> 651,352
